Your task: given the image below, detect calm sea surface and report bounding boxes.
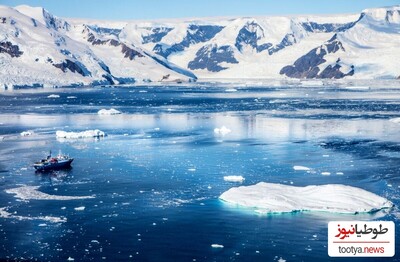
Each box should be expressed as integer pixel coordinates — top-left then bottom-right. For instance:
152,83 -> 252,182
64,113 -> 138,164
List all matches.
0,85 -> 399,261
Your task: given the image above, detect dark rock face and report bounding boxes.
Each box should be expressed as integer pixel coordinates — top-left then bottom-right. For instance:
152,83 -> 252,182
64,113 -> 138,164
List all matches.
318,64 -> 354,78
84,26 -> 144,60
235,21 -> 272,53
188,44 -> 238,72
153,25 -> 224,58
53,59 -> 91,77
268,33 -> 297,55
121,43 -> 144,60
0,41 -> 23,57
87,25 -> 121,36
301,21 -> 358,33
98,61 -> 111,74
101,74 -> 115,85
31,18 -> 38,27
142,27 -> 173,44
280,34 -> 353,79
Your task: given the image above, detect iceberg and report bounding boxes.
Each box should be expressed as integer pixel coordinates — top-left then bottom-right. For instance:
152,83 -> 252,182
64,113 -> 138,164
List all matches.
389,118 -> 400,124
5,186 -> 95,201
224,176 -> 245,182
219,182 -> 392,214
47,94 -> 60,98
20,131 -> 33,136
293,165 -> 311,171
214,126 -> 231,136
56,129 -> 106,139
97,108 -> 122,115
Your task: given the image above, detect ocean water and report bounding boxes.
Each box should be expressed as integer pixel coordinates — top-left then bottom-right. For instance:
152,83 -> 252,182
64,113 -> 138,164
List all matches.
0,85 -> 399,261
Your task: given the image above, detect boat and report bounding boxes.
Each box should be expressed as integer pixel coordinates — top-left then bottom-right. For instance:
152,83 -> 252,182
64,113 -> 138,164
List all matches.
33,150 -> 74,171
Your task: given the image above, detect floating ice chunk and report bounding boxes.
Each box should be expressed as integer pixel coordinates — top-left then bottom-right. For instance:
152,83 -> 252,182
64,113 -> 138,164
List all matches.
219,182 -> 393,214
214,126 -> 231,136
336,172 -> 344,175
389,118 -> 400,124
188,168 -> 196,172
278,258 -> 286,262
67,257 -> 74,261
20,131 -> 33,136
224,176 -> 245,183
56,129 -> 106,139
5,186 -> 95,201
97,108 -> 122,115
343,86 -> 370,90
47,94 -> 60,98
74,206 -> 85,211
225,88 -> 237,92
321,172 -> 331,176
301,80 -> 324,87
293,166 -> 311,171
211,244 -> 224,248
67,96 -> 77,99
0,207 -> 66,223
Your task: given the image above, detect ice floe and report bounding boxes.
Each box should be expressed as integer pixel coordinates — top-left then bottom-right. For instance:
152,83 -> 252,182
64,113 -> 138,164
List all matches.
20,131 -> 33,136
0,207 -> 66,223
56,129 -> 106,139
47,94 -> 60,98
219,182 -> 393,214
5,186 -> 95,201
214,126 -> 231,136
224,176 -> 245,182
389,118 -> 400,124
293,166 -> 311,171
97,108 -> 122,115
211,244 -> 224,248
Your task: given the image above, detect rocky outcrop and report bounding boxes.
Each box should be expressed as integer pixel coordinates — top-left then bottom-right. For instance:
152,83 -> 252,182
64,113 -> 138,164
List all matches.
188,44 -> 238,72
301,21 -> 358,33
318,60 -> 354,79
142,27 -> 173,44
268,33 -> 297,55
280,34 -> 353,79
53,59 -> 91,76
0,41 -> 23,57
84,27 -> 144,60
121,43 -> 144,60
235,21 -> 272,53
153,25 -> 224,58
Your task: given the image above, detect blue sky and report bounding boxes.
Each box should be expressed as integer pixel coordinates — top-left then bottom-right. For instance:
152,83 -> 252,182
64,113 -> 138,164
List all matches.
2,0 -> 399,20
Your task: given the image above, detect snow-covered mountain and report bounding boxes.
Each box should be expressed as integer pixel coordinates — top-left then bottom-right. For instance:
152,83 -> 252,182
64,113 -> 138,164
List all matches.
1,5 -> 399,88
0,5 -> 196,88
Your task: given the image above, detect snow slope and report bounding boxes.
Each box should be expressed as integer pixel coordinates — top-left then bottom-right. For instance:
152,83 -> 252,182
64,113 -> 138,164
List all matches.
1,5 -> 399,87
0,5 -> 196,88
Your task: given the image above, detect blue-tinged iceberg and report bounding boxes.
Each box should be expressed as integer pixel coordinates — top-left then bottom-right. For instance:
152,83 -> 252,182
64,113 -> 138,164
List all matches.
220,182 -> 393,214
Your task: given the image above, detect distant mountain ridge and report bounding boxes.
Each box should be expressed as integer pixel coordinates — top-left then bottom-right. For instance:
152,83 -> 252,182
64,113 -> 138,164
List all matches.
0,5 -> 399,88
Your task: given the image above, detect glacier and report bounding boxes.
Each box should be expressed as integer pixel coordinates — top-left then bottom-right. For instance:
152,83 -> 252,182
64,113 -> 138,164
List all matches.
0,4 -> 400,87
219,182 -> 393,214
